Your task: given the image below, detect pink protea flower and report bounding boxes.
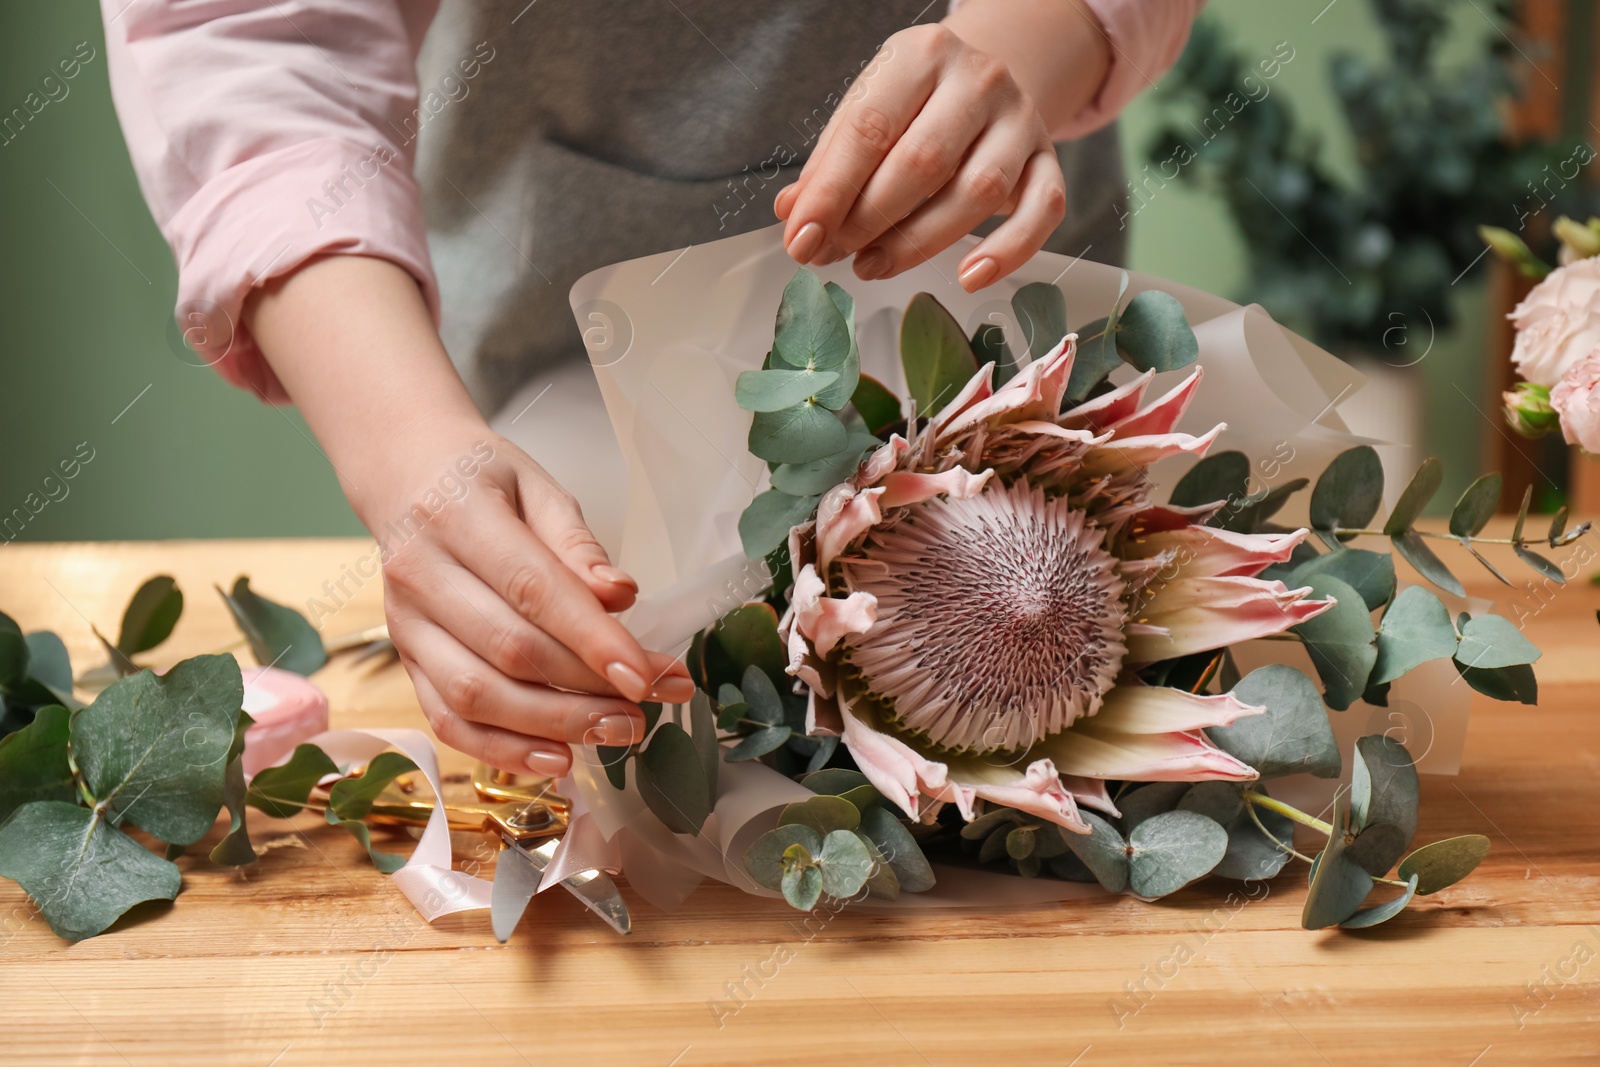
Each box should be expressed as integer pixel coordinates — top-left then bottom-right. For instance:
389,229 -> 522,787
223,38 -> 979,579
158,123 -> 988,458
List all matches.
780,336 -> 1335,834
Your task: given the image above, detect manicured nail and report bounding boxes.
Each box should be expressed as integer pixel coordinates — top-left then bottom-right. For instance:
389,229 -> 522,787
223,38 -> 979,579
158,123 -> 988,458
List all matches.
855,248 -> 891,280
960,256 -> 998,291
594,713 -> 645,746
774,184 -> 798,219
650,675 -> 696,703
813,243 -> 846,266
526,748 -> 570,777
593,564 -> 637,590
787,221 -> 826,263
606,661 -> 649,701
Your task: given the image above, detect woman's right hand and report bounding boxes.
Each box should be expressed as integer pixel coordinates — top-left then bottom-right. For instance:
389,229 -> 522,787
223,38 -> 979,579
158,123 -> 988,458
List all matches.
244,256 -> 692,777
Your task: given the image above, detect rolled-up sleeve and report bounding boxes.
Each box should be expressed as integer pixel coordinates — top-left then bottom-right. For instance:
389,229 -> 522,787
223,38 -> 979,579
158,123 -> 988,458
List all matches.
1052,0 -> 1205,140
102,0 -> 442,402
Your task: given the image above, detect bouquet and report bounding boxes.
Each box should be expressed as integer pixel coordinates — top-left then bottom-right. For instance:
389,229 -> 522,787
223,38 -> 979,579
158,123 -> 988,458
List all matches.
576,228 -> 1589,931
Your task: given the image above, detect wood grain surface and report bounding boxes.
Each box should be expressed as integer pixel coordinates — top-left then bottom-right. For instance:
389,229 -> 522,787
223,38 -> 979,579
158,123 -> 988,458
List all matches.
2,529 -> 1598,1066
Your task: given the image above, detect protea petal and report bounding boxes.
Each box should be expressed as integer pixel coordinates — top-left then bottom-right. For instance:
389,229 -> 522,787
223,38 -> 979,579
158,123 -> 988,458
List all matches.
1105,368 -> 1203,438
1036,723 -> 1259,782
1129,575 -> 1335,661
1059,368 -> 1155,430
877,467 -> 995,508
790,563 -> 878,655
935,337 -> 1074,442
1085,423 -> 1225,473
1089,683 -> 1265,733
859,434 -> 910,487
839,704 -> 954,821
1124,526 -> 1310,579
944,756 -> 1089,833
925,365 -> 995,441
816,484 -> 885,567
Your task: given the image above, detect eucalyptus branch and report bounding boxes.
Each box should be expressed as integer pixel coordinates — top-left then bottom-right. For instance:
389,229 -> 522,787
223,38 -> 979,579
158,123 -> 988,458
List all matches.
1242,789 -> 1331,835
1245,801 -> 1315,865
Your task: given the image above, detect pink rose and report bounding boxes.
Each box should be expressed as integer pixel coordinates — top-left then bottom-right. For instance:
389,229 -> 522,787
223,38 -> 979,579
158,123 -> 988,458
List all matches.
1509,258 -> 1600,387
1550,349 -> 1600,453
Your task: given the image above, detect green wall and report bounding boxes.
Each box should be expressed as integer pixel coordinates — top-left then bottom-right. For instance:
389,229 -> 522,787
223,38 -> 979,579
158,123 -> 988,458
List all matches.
0,0 -> 1498,542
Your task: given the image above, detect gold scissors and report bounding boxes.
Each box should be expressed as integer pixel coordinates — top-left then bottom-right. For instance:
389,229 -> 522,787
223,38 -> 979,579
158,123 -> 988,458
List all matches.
351,762 -> 631,939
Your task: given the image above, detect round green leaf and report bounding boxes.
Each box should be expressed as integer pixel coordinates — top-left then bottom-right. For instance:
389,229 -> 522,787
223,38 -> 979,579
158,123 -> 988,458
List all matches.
1397,834 -> 1491,895
1350,735 -> 1418,846
859,805 -> 936,893
802,768 -> 871,795
1212,664 -> 1341,779
1115,289 -> 1199,372
735,368 -> 841,412
1373,585 -> 1458,685
724,725 -> 790,764
1115,781 -> 1192,832
850,374 -> 902,435
1169,451 -> 1250,510
0,704 -> 74,822
1454,660 -> 1538,704
0,612 -> 28,694
817,828 -> 874,898
900,292 -> 979,418
1302,789 -> 1374,929
1215,790 -> 1295,881
748,400 -> 849,465
1310,446 -> 1384,533
1012,281 -> 1068,360
1454,614 -> 1541,670
744,824 -> 822,890
778,794 -> 860,835
770,431 -> 879,496
116,575 -> 184,656
1291,573 -> 1377,712
782,862 -> 823,910
773,268 -> 852,373
637,722 -> 712,835
739,664 -> 785,725
1060,810 -> 1130,893
1065,315 -> 1123,403
1345,820 -> 1407,876
1127,810 -> 1228,898
218,578 -> 327,676
1292,549 -> 1395,612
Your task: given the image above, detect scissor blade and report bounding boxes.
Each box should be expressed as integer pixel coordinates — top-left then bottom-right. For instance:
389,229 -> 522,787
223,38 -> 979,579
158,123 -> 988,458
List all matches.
491,837 -> 631,939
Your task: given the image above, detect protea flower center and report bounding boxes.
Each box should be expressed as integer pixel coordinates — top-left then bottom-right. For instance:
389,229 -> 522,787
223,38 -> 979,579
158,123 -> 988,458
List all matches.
843,478 -> 1128,754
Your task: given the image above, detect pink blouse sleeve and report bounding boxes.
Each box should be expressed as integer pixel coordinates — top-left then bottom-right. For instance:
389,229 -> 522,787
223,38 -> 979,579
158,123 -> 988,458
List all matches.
1053,0 -> 1206,140
100,0 -> 443,402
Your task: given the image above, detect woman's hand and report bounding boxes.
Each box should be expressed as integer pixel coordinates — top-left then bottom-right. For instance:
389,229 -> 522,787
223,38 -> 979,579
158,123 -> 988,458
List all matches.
373,424 -> 694,777
776,8 -> 1111,291
245,256 -> 692,777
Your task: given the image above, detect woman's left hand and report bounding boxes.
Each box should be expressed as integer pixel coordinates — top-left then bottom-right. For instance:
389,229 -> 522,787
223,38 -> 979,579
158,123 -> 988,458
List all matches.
774,20 -> 1092,293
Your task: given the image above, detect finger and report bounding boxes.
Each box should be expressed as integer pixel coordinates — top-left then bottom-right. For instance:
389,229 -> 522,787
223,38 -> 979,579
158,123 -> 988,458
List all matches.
829,79 -> 991,256
403,617 -> 648,746
956,149 -> 1068,291
516,470 -> 638,614
781,53 -> 940,264
774,182 -> 800,221
407,661 -> 574,778
442,499 -> 693,704
852,120 -> 1036,282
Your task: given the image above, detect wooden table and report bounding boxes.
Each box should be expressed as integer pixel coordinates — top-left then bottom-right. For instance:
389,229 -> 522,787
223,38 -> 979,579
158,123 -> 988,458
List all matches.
3,532 -> 1598,1065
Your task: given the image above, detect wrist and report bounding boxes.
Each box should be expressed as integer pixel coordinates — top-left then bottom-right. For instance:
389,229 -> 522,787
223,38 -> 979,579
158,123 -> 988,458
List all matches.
943,0 -> 1112,133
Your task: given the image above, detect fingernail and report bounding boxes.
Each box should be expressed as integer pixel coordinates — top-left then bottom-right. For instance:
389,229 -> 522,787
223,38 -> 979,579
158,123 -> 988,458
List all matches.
650,675 -> 696,703
593,564 -> 637,590
787,221 -> 826,263
959,256 -> 998,291
594,713 -> 645,746
606,661 -> 649,701
855,249 -> 892,280
813,243 -> 846,266
526,748 -> 571,777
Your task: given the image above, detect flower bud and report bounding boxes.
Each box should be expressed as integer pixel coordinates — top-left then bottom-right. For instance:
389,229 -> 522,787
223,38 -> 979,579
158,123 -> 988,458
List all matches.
1480,225 -> 1553,279
1554,216 -> 1600,261
1503,381 -> 1559,437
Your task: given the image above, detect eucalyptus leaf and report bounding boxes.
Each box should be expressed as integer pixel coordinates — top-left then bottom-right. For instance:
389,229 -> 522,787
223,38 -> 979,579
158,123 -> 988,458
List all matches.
1301,788 -> 1373,929
0,801 -> 181,941
1339,873 -> 1418,929
209,709 -> 257,867
1448,473 -> 1502,538
1397,834 -> 1490,895
770,431 -> 879,496
637,722 -> 712,835
1228,477 -> 1310,534
782,861 -> 823,910
22,631 -> 76,707
1345,820 -> 1407,876
1454,660 -> 1537,704
1372,586 -> 1459,685
325,808 -> 409,874
1127,810 -> 1228,897
597,745 -> 629,790
1454,614 -> 1541,669
1065,315 -> 1123,403
1169,451 -> 1250,510
1215,790 -> 1295,881
1390,529 -> 1464,597
739,664 -> 786,726
690,689 -> 719,801
1514,545 -> 1564,584
724,724 -> 791,762
1383,457 -> 1444,536
816,829 -> 874,897
1213,665 -> 1341,778
246,742 -> 340,818
735,368 -> 842,412
1310,446 -> 1384,534
1292,548 -> 1395,612
853,831 -> 901,899
1350,735 -> 1419,846
1114,782 -> 1191,833
116,576 -> 184,656
327,751 -> 420,821
972,322 -> 1016,387
850,374 -> 902,435
818,281 -> 860,408
773,268 -> 852,374
859,806 -> 936,893
802,768 -> 871,795
709,607 -> 787,691
900,291 -> 979,417
748,401 -> 849,465
779,794 -> 860,835
744,823 -> 821,890
73,655 -> 242,846
1115,290 -> 1199,372
1006,825 -> 1037,860
0,612 -> 27,693
1291,573 -> 1377,711
0,704 -> 74,821
1059,810 -> 1130,893
1012,282 -> 1068,359
219,578 -> 327,676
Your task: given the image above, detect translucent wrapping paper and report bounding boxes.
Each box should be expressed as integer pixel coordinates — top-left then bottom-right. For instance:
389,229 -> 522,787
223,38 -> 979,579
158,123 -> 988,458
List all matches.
554,222 -> 1471,911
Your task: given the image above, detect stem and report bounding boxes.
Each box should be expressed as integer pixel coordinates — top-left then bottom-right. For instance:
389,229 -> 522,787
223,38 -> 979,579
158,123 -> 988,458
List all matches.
1245,802 -> 1315,865
1242,790 -> 1332,836
1333,527 -> 1519,545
